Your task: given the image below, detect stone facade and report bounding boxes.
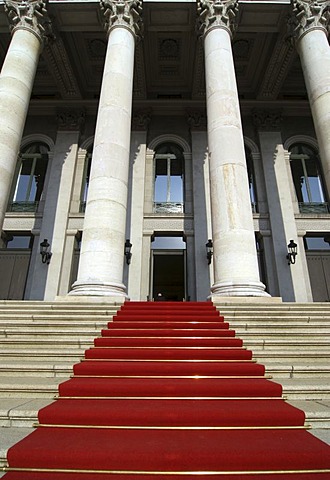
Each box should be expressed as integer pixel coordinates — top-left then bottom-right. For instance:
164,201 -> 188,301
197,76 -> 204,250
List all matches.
0,0 -> 330,302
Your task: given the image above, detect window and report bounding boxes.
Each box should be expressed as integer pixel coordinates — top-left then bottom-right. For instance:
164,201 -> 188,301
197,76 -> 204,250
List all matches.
305,235 -> 330,250
80,145 -> 93,213
4,234 -> 33,249
8,142 -> 49,212
245,146 -> 257,213
289,143 -> 328,213
154,143 -> 184,213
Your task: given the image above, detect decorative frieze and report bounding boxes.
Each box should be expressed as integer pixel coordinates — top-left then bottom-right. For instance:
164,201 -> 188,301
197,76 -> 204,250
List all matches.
132,110 -> 151,131
44,32 -> 82,99
100,0 -> 143,39
4,0 -> 53,44
57,109 -> 86,132
187,110 -> 207,131
252,109 -> 283,131
289,0 -> 330,41
197,0 -> 238,38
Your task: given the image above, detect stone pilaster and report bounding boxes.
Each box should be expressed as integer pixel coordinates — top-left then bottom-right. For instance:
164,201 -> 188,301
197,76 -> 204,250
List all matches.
289,0 -> 330,197
198,0 -> 268,297
69,0 -> 143,298
0,0 -> 52,235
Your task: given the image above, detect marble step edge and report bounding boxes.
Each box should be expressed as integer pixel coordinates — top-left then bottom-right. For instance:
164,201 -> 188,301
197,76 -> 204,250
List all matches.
0,398 -> 330,428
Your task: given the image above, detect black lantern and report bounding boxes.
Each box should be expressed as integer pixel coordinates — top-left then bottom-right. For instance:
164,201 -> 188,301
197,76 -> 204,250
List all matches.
286,239 -> 297,265
40,238 -> 52,264
124,239 -> 132,265
206,239 -> 213,265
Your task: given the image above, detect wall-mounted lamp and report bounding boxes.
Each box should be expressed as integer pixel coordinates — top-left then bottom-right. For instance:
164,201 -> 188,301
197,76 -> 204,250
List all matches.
40,238 -> 52,264
124,239 -> 132,265
286,239 -> 297,265
206,239 -> 213,265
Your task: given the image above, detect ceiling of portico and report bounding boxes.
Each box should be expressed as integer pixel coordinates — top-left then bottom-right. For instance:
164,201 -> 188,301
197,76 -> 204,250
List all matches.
0,0 -> 308,110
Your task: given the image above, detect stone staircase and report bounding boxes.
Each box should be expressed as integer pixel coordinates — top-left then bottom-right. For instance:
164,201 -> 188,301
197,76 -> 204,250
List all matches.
215,302 -> 330,444
1,300 -> 330,472
0,301 -> 120,472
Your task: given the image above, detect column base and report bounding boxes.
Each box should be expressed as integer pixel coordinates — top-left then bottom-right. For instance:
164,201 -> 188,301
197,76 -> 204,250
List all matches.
68,280 -> 128,300
210,280 -> 270,298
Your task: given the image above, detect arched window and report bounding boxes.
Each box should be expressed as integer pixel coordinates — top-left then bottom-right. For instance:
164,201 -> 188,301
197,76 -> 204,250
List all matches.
154,142 -> 184,213
80,145 -> 93,213
289,143 -> 328,213
245,146 -> 257,213
8,142 -> 49,212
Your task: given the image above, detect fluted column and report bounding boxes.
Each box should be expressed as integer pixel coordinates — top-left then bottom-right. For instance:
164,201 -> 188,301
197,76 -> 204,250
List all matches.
0,0 -> 52,234
290,0 -> 330,194
69,0 -> 142,298
198,0 -> 268,297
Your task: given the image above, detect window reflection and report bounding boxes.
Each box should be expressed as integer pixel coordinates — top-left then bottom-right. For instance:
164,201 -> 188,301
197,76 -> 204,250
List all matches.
8,142 -> 49,212
154,143 -> 184,213
289,143 -> 328,213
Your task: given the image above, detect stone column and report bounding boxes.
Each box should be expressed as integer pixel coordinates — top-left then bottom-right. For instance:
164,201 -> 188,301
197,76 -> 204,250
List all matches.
0,0 -> 52,234
290,0 -> 330,194
197,0 -> 268,297
69,0 -> 142,298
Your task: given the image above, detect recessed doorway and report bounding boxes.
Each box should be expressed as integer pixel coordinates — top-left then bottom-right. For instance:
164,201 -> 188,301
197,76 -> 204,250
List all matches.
150,235 -> 187,301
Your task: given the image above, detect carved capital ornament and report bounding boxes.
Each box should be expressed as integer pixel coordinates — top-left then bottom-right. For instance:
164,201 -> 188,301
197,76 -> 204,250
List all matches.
289,0 -> 330,41
100,0 -> 143,39
4,0 -> 53,43
197,0 -> 238,38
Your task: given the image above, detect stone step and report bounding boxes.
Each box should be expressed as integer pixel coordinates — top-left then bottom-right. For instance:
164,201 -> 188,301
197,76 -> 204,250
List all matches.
288,400 -> 330,428
280,378 -> 330,400
0,376 -> 62,398
263,363 -> 330,379
0,361 -> 74,377
0,398 -> 53,427
243,339 -> 330,350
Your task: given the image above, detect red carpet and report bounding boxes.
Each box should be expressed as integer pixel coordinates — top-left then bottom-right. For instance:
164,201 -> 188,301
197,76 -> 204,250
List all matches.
3,301 -> 330,479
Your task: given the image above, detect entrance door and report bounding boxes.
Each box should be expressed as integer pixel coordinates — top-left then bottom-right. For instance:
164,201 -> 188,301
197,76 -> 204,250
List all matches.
150,235 -> 187,301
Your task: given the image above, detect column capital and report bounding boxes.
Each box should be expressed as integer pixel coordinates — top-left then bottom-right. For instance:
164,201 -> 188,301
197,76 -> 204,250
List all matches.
197,0 -> 238,38
132,110 -> 151,131
187,110 -> 207,131
100,0 -> 143,40
252,109 -> 283,131
56,108 -> 86,132
4,0 -> 53,44
289,0 -> 330,42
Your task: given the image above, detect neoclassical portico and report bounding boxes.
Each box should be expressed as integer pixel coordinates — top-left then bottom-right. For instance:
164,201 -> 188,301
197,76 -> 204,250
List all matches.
198,0 -> 269,297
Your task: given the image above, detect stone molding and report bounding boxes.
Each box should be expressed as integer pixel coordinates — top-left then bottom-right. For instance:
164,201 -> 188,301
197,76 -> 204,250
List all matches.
44,33 -> 82,99
143,216 -> 194,232
289,0 -> 330,42
132,110 -> 151,131
197,0 -> 238,38
4,0 -> 53,44
252,109 -> 283,131
257,25 -> 296,100
57,108 -> 86,132
187,110 -> 207,131
100,0 -> 143,39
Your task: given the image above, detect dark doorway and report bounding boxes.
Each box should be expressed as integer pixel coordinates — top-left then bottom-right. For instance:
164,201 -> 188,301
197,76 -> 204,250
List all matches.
150,235 -> 187,301
152,251 -> 185,301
